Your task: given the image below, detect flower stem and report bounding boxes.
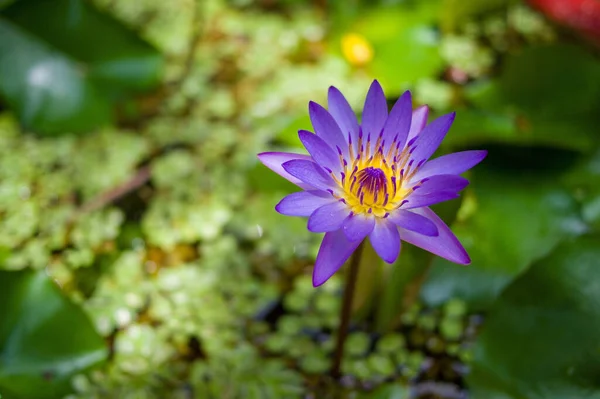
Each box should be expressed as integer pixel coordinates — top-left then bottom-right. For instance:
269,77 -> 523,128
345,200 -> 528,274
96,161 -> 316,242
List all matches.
331,240 -> 365,378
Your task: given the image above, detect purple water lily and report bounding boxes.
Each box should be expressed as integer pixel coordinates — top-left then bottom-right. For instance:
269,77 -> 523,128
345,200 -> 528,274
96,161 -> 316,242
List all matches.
258,80 -> 486,287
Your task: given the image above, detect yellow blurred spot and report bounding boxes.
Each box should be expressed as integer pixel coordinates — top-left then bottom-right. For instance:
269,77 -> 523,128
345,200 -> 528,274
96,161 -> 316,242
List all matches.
341,33 -> 373,66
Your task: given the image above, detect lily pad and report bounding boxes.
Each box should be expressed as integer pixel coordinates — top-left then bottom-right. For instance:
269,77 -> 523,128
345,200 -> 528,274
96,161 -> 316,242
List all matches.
0,0 -> 162,135
468,236 -> 600,399
448,44 -> 600,151
420,150 -> 587,310
0,270 -> 107,399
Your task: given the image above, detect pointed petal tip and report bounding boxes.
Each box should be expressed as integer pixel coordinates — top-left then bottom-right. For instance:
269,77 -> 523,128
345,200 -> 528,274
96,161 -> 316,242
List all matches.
471,149 -> 488,166
309,100 -> 325,112
457,253 -> 471,265
444,245 -> 471,265
280,159 -> 293,170
274,200 -> 283,214
312,271 -> 328,287
382,253 -> 398,264
297,129 -> 310,141
312,230 -> 361,287
256,152 -> 269,161
369,79 -> 384,92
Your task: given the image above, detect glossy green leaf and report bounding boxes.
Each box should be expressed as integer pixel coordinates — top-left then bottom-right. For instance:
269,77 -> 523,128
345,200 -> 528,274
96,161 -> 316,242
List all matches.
0,270 -> 107,399
0,18 -> 112,134
420,151 -> 587,310
499,45 -> 600,117
0,0 -> 17,10
468,236 -> 600,399
446,107 -> 599,152
449,45 -> 600,151
0,0 -> 162,135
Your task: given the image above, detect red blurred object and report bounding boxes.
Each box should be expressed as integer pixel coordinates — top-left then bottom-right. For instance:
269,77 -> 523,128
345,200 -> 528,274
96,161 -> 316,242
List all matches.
528,0 -> 600,44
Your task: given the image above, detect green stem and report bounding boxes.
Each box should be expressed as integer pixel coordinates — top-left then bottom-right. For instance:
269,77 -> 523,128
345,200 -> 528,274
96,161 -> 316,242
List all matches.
331,240 -> 365,378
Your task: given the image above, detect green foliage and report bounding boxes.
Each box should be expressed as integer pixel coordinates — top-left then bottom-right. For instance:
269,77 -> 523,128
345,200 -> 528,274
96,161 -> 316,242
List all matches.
0,0 -> 162,135
1,0 -> 599,397
359,384 -> 410,399
449,44 -> 600,151
349,3 -> 444,95
191,345 -> 304,399
468,236 -> 600,399
421,158 -> 587,310
440,0 -> 508,31
0,270 -> 107,399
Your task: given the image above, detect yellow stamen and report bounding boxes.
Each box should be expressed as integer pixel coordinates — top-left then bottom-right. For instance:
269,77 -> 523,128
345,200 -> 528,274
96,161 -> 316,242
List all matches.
338,142 -> 412,217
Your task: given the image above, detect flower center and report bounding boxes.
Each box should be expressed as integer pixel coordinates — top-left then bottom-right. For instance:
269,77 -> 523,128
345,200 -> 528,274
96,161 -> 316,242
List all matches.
332,129 -> 422,217
353,167 -> 388,205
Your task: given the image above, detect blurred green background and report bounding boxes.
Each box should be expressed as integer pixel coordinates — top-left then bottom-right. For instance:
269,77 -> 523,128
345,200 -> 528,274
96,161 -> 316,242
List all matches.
1,0 -> 599,398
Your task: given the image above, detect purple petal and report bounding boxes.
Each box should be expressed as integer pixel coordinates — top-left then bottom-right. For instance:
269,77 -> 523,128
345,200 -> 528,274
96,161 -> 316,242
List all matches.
275,190 -> 336,217
388,209 -> 438,236
399,207 -> 470,264
362,80 -> 388,141
412,175 -> 469,194
402,191 -> 460,209
257,152 -> 313,189
309,101 -> 348,159
407,112 -> 456,166
406,105 -> 429,143
313,229 -> 362,287
369,219 -> 401,263
382,91 -> 412,154
412,150 -> 488,182
343,213 -> 375,241
307,201 -> 350,232
282,159 -> 337,191
298,130 -> 342,175
328,86 -> 359,153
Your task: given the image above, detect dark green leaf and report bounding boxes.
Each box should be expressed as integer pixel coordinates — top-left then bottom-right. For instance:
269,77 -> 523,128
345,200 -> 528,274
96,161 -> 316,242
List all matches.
420,152 -> 587,310
450,45 -> 600,152
4,0 -> 162,91
0,18 -> 112,134
0,0 -> 17,10
561,148 -> 600,231
0,270 -> 107,399
0,0 -> 162,135
446,107 -> 599,152
499,45 -> 600,118
468,236 -> 600,399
